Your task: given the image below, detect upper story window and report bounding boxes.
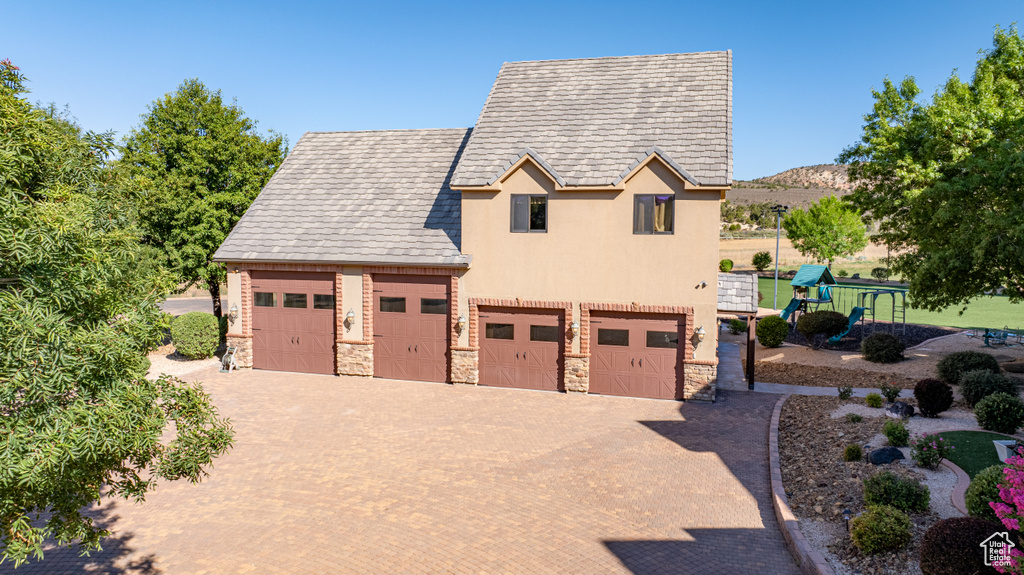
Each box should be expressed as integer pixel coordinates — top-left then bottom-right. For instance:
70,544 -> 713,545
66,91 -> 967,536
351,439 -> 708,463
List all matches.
633,194 -> 674,234
511,194 -> 547,233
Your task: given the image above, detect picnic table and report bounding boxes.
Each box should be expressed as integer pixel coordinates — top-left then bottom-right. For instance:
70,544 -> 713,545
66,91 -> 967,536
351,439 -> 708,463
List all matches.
967,327 -> 1023,347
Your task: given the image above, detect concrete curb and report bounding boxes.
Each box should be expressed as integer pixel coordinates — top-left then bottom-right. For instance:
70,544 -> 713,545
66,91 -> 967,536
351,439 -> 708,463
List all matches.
769,394 -> 836,575
940,458 -> 970,515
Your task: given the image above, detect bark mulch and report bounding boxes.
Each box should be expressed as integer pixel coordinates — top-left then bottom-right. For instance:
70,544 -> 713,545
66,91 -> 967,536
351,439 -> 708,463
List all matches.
784,320 -> 960,352
749,361 -> 920,389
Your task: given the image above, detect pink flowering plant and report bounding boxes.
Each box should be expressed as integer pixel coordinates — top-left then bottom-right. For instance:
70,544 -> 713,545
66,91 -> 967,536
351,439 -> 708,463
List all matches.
991,448 -> 1024,572
909,433 -> 953,469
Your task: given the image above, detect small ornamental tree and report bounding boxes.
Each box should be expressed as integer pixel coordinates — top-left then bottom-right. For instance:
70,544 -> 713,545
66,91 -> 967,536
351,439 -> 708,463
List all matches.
781,195 -> 868,268
990,449 -> 1024,572
752,251 -> 772,272
0,61 -> 234,566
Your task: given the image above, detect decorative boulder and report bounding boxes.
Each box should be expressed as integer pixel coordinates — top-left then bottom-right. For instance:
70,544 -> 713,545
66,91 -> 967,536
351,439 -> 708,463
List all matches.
868,447 -> 906,465
886,401 -> 915,419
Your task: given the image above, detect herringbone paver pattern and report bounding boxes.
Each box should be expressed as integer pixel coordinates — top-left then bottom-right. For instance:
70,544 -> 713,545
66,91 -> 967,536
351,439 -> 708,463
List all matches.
7,368 -> 797,574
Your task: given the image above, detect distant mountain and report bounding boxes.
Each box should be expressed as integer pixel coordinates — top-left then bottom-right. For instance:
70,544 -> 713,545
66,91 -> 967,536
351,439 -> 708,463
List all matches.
726,164 -> 851,208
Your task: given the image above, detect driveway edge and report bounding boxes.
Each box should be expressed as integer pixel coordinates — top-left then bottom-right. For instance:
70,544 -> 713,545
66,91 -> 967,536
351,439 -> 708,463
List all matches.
769,393 -> 836,575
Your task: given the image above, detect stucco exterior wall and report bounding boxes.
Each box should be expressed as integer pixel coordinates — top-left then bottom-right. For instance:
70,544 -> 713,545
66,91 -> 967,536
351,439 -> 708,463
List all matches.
225,267 -> 243,336
341,266 -> 364,341
460,159 -> 722,362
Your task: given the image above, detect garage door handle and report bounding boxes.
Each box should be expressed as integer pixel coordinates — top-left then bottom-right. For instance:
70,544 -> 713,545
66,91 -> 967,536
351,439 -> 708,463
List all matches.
291,337 -> 295,344
415,345 -> 418,352
639,358 -> 642,367
297,337 -> 300,345
516,351 -> 519,359
408,345 -> 411,352
631,358 -> 634,366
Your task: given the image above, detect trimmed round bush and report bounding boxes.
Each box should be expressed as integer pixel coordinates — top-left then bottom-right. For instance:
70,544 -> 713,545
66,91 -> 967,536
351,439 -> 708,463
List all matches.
851,504 -> 913,554
937,351 -> 1001,385
863,470 -> 930,512
865,392 -> 884,408
843,444 -> 863,462
919,516 -> 1004,575
727,319 -> 747,335
719,258 -> 734,272
883,420 -> 910,447
975,392 -> 1024,434
752,251 -> 772,272
961,369 -> 1018,407
914,379 -> 954,417
861,333 -> 906,364
171,311 -> 220,359
966,464 -> 1006,523
756,315 -> 789,348
796,310 -> 848,345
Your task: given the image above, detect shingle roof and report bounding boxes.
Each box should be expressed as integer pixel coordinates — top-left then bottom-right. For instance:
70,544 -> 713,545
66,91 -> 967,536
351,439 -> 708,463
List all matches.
717,273 -> 757,313
213,129 -> 472,266
451,51 -> 732,188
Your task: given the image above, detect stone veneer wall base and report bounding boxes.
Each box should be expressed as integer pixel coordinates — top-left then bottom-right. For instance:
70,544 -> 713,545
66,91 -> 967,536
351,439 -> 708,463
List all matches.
682,363 -> 717,402
226,336 -> 253,368
564,356 -> 589,393
451,349 -> 479,384
337,342 -> 373,376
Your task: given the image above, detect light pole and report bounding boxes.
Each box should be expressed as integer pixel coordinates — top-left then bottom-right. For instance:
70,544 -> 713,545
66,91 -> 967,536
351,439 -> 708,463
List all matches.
771,204 -> 789,309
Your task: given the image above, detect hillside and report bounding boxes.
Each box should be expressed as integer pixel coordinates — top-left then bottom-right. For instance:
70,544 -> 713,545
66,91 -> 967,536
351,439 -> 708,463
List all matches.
726,164 -> 852,209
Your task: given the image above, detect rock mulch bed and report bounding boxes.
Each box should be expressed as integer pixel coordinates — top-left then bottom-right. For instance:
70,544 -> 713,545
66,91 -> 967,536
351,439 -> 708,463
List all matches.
146,343 -> 222,380
752,361 -> 920,389
783,320 -> 959,352
779,395 -> 941,575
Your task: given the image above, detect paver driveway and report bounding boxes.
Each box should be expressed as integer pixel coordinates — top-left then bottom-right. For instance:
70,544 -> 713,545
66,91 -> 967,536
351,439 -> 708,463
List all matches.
11,368 -> 798,574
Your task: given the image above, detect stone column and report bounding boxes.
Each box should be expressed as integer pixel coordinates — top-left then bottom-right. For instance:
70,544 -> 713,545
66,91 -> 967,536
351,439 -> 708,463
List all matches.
226,335 -> 253,368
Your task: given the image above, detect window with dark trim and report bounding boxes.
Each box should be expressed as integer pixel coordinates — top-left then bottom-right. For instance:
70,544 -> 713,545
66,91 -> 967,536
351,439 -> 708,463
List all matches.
511,194 -> 547,232
646,330 -> 679,349
420,298 -> 448,315
379,297 -> 406,313
597,328 -> 630,346
254,292 -> 276,307
313,294 -> 335,310
530,325 -> 560,342
283,293 -> 307,308
633,194 -> 675,234
485,323 -> 515,340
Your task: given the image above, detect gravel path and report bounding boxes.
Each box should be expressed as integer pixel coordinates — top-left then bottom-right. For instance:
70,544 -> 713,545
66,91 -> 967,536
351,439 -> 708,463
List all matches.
147,346 -> 222,380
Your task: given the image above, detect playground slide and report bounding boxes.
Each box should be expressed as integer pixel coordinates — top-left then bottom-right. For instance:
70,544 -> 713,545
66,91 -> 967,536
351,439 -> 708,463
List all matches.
829,307 -> 866,344
781,298 -> 802,321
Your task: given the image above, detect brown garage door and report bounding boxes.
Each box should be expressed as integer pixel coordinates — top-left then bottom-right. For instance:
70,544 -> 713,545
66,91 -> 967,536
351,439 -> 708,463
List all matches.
479,308 -> 564,391
589,313 -> 684,400
251,271 -> 336,375
372,275 -> 449,383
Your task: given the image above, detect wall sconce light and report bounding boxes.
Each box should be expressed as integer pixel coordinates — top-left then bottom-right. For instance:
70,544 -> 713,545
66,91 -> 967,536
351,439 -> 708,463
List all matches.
344,309 -> 356,330
695,325 -> 706,343
228,303 -> 239,322
456,315 -> 467,333
698,281 -> 708,289
570,321 -> 580,338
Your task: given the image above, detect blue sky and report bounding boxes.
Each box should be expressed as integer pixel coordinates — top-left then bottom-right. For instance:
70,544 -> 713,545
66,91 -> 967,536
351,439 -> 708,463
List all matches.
3,1 -> 1020,180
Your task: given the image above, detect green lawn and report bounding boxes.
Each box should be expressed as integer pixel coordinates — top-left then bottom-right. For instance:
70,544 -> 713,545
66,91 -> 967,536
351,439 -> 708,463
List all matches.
937,430 -> 1014,478
757,276 -> 1023,330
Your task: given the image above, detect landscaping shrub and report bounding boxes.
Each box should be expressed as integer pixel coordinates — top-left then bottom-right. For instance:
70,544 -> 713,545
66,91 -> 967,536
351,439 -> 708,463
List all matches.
171,312 -> 220,359
911,433 -> 953,470
861,333 -> 906,364
752,251 -> 772,272
914,379 -> 954,417
719,258 -> 734,272
837,269 -> 849,277
961,369 -> 1018,407
965,464 -> 1006,523
727,318 -> 747,335
850,504 -> 913,554
728,223 -> 741,232
975,392 -> 1024,434
871,267 -> 890,282
795,310 -> 848,348
846,413 -> 863,423
937,351 -> 1002,385
756,315 -> 788,348
837,385 -> 853,400
878,381 -> 902,404
844,444 -> 863,462
865,393 -> 883,408
863,471 -> 930,512
883,420 -> 910,447
919,516 -> 1004,575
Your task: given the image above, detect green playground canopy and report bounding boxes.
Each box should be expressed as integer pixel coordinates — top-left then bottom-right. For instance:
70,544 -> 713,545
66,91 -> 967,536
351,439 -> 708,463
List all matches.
790,264 -> 837,288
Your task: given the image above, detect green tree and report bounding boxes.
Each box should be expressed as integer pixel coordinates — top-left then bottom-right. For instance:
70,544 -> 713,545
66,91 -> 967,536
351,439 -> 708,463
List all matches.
839,26 -> 1024,310
0,61 -> 233,566
121,79 -> 287,316
781,196 -> 867,268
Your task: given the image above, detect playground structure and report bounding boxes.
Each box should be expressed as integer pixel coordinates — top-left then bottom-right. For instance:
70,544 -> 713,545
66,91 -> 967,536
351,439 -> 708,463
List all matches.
778,264 -> 908,343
